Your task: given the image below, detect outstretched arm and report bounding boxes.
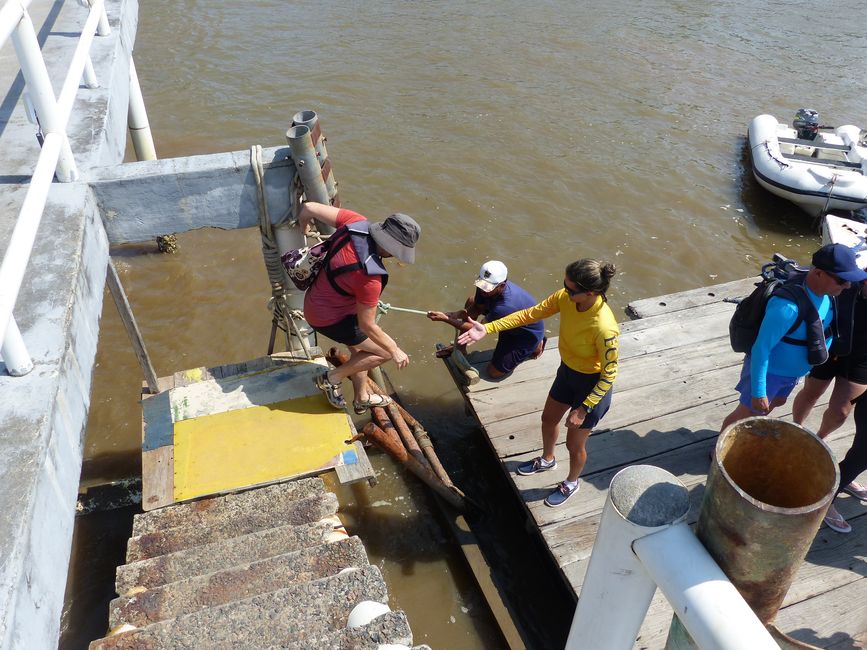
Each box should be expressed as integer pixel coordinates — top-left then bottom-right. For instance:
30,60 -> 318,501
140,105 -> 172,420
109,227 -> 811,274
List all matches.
298,202 -> 341,234
457,317 -> 487,347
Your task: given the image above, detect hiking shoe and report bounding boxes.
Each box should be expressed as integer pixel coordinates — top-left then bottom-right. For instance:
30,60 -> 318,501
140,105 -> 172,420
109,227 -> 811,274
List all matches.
823,504 -> 851,534
516,456 -> 557,476
545,480 -> 580,508
842,480 -> 867,502
314,370 -> 346,409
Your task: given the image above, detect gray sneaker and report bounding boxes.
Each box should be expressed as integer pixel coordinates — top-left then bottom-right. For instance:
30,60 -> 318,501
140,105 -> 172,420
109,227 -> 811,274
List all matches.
545,480 -> 580,507
516,456 -> 557,476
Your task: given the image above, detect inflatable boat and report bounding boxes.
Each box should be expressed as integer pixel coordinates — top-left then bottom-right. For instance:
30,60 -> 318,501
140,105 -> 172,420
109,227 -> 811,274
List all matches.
822,213 -> 867,267
748,110 -> 867,216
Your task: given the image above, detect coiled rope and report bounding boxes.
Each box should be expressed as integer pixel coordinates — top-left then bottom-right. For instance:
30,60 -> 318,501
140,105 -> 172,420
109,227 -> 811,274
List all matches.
251,145 -> 313,359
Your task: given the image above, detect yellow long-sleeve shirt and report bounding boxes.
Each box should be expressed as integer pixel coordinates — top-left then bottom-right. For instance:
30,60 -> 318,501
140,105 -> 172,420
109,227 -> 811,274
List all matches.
484,289 -> 619,408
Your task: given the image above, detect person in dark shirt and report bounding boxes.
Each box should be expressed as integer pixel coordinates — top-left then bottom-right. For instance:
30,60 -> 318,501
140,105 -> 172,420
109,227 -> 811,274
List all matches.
428,260 -> 545,378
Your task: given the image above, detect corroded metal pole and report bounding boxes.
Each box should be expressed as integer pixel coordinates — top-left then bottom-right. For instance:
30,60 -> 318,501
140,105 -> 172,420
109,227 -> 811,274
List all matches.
292,110 -> 340,206
358,423 -> 465,511
285,123 -> 332,233
666,417 -> 838,649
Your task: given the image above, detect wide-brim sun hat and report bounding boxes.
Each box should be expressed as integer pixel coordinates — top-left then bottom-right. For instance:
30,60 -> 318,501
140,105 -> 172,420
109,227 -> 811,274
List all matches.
370,213 -> 421,264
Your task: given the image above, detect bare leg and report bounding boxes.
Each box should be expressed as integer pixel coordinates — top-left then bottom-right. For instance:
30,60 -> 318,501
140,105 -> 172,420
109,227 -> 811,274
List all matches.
565,426 -> 593,483
817,379 -> 867,438
540,395 -> 571,462
721,403 -> 755,431
792,376 -> 832,425
328,339 -> 390,402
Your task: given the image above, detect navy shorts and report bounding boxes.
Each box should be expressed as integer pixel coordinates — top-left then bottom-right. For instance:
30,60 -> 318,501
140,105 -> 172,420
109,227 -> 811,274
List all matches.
809,352 -> 867,385
548,362 -> 612,430
735,357 -> 800,408
312,315 -> 368,346
490,337 -> 541,374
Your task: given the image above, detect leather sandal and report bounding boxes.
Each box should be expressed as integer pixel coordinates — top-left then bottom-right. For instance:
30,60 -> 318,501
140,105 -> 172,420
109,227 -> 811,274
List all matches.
314,371 -> 346,409
353,393 -> 392,414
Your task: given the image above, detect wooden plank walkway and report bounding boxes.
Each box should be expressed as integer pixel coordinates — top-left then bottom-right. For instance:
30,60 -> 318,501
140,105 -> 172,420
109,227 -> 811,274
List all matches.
451,277 -> 866,649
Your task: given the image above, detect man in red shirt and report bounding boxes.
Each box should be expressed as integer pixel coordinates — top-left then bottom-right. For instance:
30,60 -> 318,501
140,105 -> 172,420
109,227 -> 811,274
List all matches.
299,201 -> 420,413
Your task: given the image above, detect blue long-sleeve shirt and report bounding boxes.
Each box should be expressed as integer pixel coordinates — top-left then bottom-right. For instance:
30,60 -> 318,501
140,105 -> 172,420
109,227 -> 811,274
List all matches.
750,286 -> 833,397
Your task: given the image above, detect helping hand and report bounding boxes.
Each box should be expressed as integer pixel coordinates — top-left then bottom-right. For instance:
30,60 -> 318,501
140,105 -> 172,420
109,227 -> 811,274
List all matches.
427,311 -> 449,323
751,396 -> 770,415
457,317 -> 487,347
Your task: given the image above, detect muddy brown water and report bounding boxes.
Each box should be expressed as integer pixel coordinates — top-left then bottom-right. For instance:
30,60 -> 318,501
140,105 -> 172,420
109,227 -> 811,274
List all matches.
61,0 -> 867,647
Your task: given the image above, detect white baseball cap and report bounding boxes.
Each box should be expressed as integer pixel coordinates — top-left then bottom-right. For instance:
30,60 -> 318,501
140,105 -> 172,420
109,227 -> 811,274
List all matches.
474,260 -> 508,292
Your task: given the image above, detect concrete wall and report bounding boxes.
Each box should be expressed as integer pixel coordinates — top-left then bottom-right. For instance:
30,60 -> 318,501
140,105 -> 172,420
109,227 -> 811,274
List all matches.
0,0 -> 137,647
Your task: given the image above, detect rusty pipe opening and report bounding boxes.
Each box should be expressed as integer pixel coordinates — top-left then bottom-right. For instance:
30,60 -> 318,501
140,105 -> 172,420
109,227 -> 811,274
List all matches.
716,417 -> 838,512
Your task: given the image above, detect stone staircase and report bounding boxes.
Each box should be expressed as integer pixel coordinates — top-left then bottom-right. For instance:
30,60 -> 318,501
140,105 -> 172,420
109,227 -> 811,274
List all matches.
88,477 -> 429,649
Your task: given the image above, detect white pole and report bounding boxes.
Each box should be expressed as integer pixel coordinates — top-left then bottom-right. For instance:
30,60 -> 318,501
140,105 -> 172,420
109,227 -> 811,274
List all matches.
92,0 -> 110,36
56,0 -> 104,118
633,524 -> 779,650
82,55 -> 98,89
565,465 -> 691,650
127,58 -> 157,161
0,132 -> 62,361
0,0 -> 26,50
11,8 -> 78,181
1,315 -> 33,376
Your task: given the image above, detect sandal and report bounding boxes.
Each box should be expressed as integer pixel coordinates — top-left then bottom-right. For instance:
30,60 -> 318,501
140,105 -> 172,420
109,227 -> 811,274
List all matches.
436,345 -> 454,359
314,370 -> 346,409
823,504 -> 852,534
353,393 -> 392,415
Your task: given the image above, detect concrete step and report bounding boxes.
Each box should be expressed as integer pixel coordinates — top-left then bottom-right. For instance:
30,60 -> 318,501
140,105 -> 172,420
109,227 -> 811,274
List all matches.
131,477 -> 327,537
116,514 -> 345,594
276,610 -> 413,650
89,565 -> 392,649
126,491 -> 338,562
109,536 -> 369,628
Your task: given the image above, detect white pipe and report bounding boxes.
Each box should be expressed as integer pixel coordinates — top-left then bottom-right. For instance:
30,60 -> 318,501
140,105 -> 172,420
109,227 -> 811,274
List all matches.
82,55 -> 98,89
11,8 -> 78,181
127,58 -> 157,161
0,0 -> 25,50
566,466 -> 691,650
1,315 -> 33,376
93,0 -> 110,36
0,132 -> 62,359
56,0 -> 104,119
634,524 -> 779,650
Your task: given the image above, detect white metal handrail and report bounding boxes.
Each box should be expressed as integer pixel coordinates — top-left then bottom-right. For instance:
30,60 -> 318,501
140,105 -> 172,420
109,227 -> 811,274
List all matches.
0,0 -> 110,376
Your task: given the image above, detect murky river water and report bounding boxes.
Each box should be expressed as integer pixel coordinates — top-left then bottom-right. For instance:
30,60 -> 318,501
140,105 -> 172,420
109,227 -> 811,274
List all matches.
63,0 -> 867,647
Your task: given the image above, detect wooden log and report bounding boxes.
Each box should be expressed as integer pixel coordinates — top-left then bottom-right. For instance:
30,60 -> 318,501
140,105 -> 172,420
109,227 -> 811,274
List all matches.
356,424 -> 466,511
106,258 -> 159,393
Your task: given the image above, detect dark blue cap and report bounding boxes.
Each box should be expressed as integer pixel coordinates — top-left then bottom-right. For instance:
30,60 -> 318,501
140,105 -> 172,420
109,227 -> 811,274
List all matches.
811,243 -> 867,282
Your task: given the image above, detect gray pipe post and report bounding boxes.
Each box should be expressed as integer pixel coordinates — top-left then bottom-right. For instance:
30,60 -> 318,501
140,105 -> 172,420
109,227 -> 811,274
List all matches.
286,123 -> 333,234
292,110 -> 340,206
665,417 -> 838,650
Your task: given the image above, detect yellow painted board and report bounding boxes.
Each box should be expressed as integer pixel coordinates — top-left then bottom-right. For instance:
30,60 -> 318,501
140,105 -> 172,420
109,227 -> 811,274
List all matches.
172,395 -> 352,501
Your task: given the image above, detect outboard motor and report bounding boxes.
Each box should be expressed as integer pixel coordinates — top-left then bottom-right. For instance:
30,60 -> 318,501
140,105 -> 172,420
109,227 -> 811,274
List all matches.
793,108 -> 819,140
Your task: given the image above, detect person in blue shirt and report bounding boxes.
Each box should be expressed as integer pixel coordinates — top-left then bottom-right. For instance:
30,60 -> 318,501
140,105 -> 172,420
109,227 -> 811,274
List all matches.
428,260 -> 546,378
721,244 -> 867,431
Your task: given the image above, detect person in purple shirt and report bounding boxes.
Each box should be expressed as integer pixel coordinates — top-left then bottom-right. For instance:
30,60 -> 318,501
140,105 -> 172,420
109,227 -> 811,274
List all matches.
428,260 -> 546,378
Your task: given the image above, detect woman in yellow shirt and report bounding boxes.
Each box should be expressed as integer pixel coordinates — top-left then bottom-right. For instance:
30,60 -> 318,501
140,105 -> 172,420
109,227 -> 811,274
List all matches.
459,258 -> 619,507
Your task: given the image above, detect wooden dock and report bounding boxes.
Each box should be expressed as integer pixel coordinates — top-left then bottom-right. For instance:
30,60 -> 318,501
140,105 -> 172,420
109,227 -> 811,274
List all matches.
450,278 -> 866,649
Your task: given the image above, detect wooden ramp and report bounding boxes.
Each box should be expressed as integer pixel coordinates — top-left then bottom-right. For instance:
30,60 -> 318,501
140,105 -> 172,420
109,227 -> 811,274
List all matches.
449,278 -> 866,649
141,352 -> 374,511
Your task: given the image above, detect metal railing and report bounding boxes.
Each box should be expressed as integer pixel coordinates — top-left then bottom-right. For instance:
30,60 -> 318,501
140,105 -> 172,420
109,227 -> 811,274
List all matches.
0,0 -> 110,376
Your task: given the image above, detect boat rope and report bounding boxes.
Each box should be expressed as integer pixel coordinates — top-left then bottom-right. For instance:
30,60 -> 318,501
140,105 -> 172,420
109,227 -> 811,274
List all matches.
814,174 -> 840,231
757,139 -> 790,170
251,144 -> 313,359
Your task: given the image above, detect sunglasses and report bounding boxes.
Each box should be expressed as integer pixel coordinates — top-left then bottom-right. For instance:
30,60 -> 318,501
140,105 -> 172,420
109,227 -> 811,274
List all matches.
823,270 -> 848,286
564,280 -> 591,296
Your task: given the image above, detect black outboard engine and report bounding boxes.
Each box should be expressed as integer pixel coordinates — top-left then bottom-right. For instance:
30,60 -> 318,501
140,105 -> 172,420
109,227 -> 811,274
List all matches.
793,108 -> 820,140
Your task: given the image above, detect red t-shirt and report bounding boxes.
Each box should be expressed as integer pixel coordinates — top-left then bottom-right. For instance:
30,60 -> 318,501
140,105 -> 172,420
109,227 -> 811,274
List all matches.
303,210 -> 384,327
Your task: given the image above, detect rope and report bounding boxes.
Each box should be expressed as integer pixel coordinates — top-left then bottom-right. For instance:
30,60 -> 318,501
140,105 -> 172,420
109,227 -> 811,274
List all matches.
251,145 -> 313,360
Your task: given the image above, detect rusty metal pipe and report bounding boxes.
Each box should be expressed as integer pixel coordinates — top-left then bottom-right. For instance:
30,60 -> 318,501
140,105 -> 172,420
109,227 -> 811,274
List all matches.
360,423 -> 466,511
666,417 -> 838,649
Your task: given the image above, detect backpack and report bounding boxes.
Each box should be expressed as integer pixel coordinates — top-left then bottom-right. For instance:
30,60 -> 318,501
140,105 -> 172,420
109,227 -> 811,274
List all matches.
281,228 -> 352,291
728,254 -> 830,365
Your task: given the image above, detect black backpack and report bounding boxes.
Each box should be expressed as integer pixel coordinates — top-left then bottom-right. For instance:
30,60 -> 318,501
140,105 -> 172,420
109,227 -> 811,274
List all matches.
728,254 -> 829,364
